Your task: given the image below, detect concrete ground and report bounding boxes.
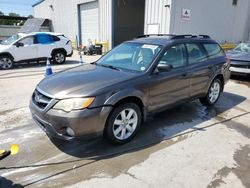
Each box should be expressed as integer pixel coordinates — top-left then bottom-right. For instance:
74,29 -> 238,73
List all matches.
0,53 -> 249,188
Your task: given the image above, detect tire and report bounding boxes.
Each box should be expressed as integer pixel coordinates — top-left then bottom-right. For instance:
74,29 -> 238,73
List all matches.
104,103 -> 142,144
0,55 -> 14,70
52,51 -> 66,64
200,79 -> 222,106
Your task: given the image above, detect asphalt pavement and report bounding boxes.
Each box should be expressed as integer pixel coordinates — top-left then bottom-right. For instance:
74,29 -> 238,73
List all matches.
0,55 -> 249,188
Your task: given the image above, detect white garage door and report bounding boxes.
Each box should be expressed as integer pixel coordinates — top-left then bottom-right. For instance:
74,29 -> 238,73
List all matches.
80,1 -> 99,46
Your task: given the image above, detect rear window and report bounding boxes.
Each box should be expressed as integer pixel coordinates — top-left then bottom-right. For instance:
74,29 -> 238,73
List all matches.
203,43 -> 225,58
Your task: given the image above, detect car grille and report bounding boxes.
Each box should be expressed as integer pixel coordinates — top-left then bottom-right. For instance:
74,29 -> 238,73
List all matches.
32,89 -> 52,109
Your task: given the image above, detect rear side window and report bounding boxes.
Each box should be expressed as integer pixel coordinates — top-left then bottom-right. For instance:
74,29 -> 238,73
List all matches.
36,34 -> 54,44
186,43 -> 207,64
159,44 -> 186,68
203,43 -> 225,58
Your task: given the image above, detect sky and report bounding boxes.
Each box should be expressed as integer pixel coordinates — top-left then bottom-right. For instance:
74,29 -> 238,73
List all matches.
0,0 -> 41,16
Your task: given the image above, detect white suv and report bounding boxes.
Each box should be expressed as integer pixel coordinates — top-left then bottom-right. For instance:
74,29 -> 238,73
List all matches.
0,32 -> 73,69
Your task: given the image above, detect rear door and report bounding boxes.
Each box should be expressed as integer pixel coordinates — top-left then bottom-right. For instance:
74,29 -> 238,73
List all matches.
35,34 -> 55,59
185,43 -> 212,97
148,44 -> 190,112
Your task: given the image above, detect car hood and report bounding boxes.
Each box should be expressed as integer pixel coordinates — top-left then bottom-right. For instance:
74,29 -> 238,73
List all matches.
226,50 -> 250,62
0,44 -> 10,52
38,64 -> 138,98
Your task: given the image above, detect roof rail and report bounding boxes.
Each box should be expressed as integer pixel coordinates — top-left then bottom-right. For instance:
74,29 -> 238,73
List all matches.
171,34 -> 211,39
136,34 -> 211,40
136,34 -> 175,38
198,35 -> 210,38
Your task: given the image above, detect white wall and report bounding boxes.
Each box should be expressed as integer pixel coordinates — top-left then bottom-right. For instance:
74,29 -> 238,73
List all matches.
170,0 -> 250,43
34,0 -> 250,47
34,0 -> 112,47
144,0 -> 172,34
99,0 -> 112,45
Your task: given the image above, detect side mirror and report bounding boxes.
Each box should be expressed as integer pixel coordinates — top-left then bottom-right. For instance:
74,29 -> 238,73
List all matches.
15,42 -> 24,47
157,64 -> 173,72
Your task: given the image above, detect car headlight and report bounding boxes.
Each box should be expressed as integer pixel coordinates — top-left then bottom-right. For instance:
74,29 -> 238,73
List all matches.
53,97 -> 95,112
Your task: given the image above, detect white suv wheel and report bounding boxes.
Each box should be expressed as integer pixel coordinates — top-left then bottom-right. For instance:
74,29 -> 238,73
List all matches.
53,52 -> 65,64
0,56 -> 13,70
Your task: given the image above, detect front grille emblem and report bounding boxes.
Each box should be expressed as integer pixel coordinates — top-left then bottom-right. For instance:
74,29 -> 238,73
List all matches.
35,94 -> 42,103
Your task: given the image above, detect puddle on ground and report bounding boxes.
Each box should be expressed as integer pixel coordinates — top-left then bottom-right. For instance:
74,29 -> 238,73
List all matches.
0,90 -> 247,187
207,145 -> 250,188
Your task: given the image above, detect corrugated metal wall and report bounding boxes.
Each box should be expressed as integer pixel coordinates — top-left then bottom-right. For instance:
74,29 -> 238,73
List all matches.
170,0 -> 250,43
144,0 -> 172,34
34,0 -> 250,48
99,0 -> 112,43
34,0 -> 113,48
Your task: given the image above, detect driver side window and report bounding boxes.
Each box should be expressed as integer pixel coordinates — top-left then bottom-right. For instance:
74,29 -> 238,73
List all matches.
19,36 -> 34,46
159,44 -> 186,68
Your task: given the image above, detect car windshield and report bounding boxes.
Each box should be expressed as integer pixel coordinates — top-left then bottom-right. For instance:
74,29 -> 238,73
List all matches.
96,42 -> 162,72
1,34 -> 22,45
234,43 -> 250,53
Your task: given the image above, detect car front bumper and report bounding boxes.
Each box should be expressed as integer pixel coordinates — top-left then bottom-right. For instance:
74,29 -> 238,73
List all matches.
29,99 -> 112,141
230,67 -> 250,76
230,61 -> 250,76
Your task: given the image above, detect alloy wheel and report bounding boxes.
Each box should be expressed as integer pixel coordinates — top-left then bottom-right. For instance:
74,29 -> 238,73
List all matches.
113,108 -> 138,140
209,81 -> 221,103
55,53 -> 65,63
0,57 -> 13,69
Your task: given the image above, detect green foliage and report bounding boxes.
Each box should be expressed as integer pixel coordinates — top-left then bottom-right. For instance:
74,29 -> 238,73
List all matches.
28,15 -> 34,19
0,12 -> 23,26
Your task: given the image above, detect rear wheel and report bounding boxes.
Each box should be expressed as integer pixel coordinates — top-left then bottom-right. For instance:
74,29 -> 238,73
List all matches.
52,51 -> 66,64
0,55 -> 14,70
104,103 -> 142,144
200,79 -> 222,106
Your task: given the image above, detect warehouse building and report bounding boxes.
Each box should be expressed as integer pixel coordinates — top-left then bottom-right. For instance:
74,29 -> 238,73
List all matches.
33,0 -> 250,49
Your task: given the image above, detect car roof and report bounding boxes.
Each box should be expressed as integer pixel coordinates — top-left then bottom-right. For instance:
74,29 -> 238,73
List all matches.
129,34 -> 216,46
18,32 -> 64,37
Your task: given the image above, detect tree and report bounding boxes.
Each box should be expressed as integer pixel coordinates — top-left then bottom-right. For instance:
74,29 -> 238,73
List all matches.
27,15 -> 34,19
0,11 -> 4,16
0,12 -> 22,26
8,13 -> 20,17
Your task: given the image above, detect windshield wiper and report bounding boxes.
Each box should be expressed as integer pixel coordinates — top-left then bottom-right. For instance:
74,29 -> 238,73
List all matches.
99,64 -> 121,71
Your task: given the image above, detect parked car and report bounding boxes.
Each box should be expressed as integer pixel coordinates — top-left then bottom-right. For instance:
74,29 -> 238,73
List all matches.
30,34 -> 230,144
227,42 -> 250,76
0,32 -> 73,70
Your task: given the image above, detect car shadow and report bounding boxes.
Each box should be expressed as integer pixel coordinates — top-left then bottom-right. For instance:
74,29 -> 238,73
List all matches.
13,60 -> 80,69
230,75 -> 250,88
50,91 -> 246,160
0,60 -> 80,79
0,176 -> 24,188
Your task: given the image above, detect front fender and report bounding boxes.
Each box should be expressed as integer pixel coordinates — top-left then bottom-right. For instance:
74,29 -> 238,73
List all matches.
104,89 -> 146,106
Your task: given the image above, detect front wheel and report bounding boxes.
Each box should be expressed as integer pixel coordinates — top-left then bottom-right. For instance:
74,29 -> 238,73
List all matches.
52,51 -> 66,64
200,79 -> 222,106
104,103 -> 142,144
0,56 -> 14,70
